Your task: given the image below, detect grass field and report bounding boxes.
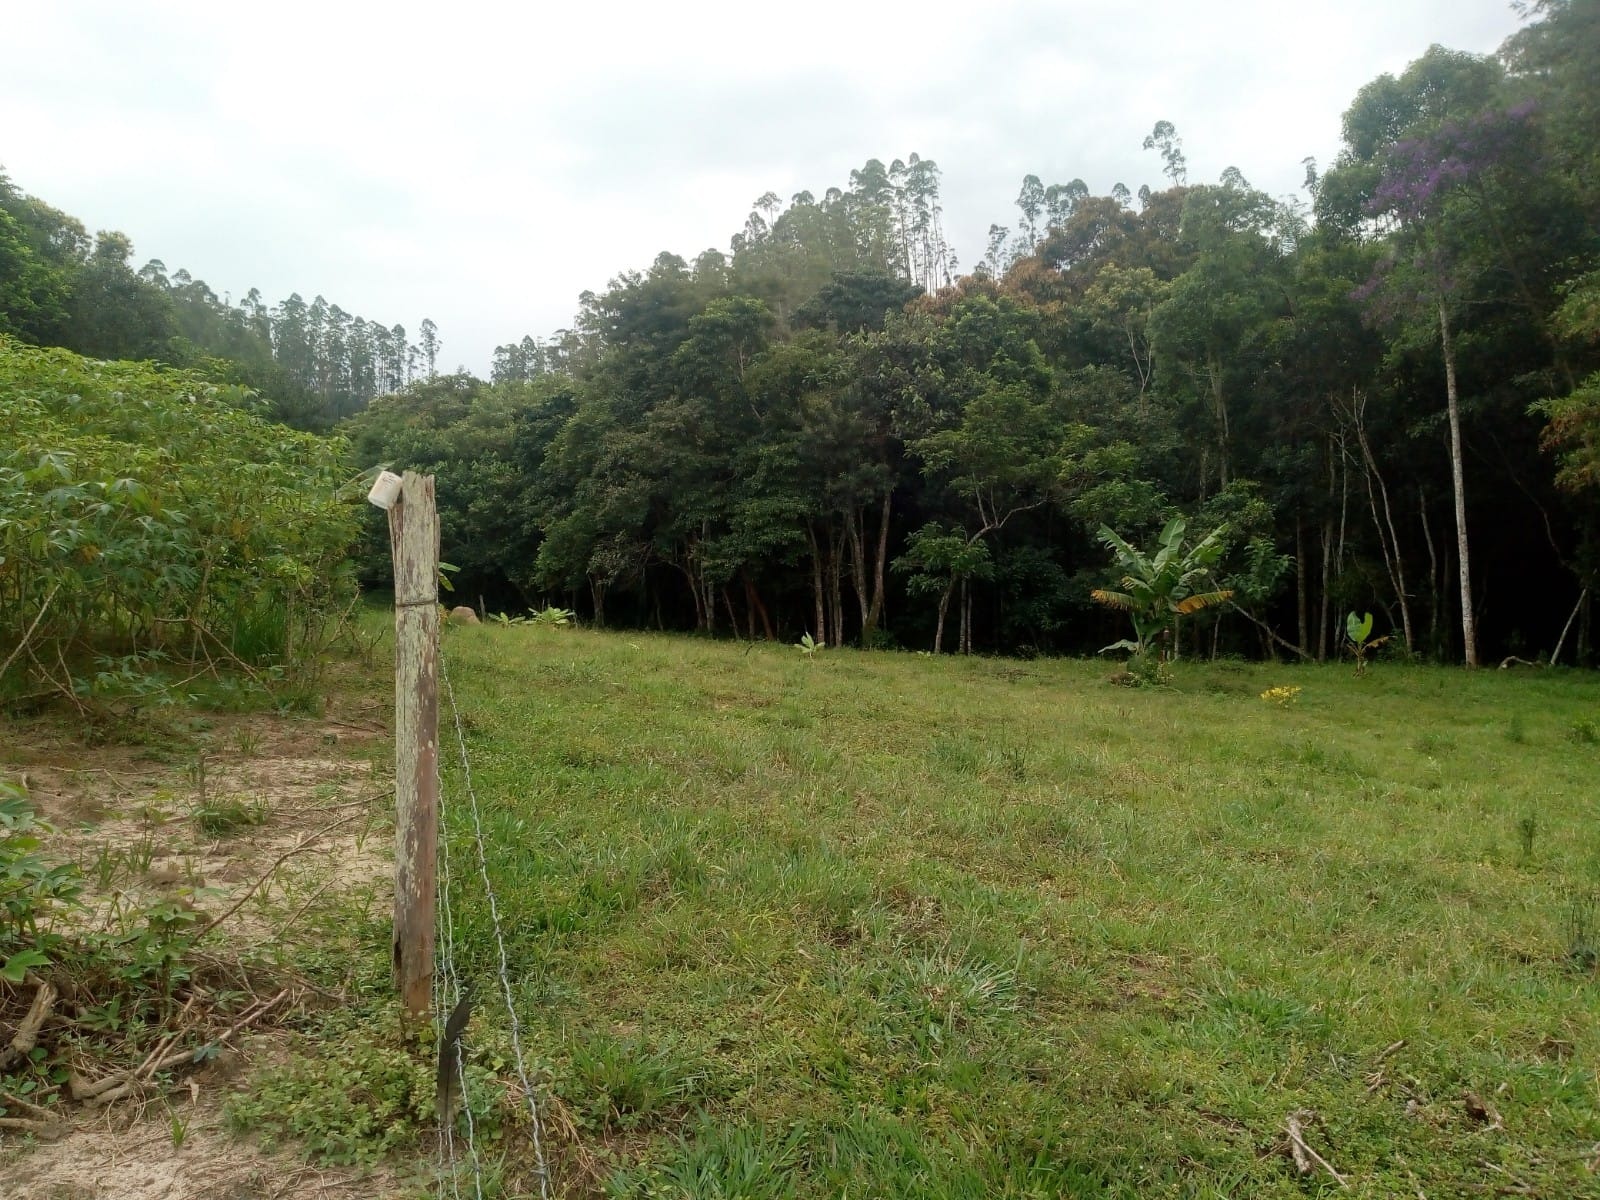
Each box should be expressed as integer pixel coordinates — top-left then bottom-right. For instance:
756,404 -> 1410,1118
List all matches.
434,626 -> 1600,1198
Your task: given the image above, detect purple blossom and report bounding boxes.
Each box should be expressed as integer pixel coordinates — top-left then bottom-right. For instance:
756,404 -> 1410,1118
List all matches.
1352,103 -> 1538,319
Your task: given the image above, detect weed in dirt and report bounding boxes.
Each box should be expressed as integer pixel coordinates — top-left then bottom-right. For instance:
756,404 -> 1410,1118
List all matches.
225,1033 -> 436,1165
167,1105 -> 190,1149
192,795 -> 269,838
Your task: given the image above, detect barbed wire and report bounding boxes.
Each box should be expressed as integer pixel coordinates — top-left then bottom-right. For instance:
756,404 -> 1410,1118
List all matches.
440,644 -> 554,1200
435,737 -> 482,1200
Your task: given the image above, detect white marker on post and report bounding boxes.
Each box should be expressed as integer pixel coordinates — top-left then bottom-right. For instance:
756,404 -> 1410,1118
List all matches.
366,469 -> 404,511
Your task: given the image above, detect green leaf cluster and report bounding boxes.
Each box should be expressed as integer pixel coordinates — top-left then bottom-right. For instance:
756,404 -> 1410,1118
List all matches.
0,776 -> 83,983
0,337 -> 359,699
1091,517 -> 1232,657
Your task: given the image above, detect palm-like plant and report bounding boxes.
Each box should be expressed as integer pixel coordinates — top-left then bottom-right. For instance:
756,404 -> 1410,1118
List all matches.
1091,518 -> 1233,658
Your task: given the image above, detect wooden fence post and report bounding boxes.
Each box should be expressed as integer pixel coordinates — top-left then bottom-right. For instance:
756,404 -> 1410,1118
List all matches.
382,471 -> 438,1020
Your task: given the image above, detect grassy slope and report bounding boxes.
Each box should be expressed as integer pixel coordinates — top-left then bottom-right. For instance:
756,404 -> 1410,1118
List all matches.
439,626 -> 1600,1198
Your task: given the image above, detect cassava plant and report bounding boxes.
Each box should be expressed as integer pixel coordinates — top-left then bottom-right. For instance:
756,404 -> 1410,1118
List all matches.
0,338 -> 359,703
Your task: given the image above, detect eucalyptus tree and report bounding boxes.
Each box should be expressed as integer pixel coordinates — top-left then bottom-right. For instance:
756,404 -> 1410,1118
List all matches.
418,318 -> 440,379
1142,120 -> 1188,186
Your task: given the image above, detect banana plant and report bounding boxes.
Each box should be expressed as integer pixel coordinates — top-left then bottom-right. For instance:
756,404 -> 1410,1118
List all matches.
1090,517 -> 1233,658
1345,611 -> 1391,675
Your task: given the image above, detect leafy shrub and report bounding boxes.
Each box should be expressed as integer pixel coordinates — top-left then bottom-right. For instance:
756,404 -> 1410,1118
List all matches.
0,776 -> 83,982
0,338 -> 359,700
225,1041 -> 436,1164
193,795 -> 270,837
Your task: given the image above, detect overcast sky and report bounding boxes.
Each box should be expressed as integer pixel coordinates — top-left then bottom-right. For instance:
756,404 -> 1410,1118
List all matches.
2,1 -> 1528,375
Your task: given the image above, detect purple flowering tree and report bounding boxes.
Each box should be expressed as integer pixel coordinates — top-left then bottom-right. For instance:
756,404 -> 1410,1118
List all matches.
1353,103 -> 1538,667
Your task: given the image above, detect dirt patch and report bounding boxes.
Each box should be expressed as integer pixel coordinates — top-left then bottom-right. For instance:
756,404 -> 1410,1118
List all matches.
1,702 -> 405,1196
11,712 -> 391,944
0,1092 -> 408,1200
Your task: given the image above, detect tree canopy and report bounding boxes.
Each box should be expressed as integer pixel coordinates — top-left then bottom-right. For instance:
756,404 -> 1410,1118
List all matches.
7,2 -> 1600,666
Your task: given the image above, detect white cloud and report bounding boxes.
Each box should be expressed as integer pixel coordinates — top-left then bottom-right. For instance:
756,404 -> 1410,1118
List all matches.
0,0 -> 1528,373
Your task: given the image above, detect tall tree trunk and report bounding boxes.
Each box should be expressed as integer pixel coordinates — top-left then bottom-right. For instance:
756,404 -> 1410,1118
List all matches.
960,579 -> 971,655
866,492 -> 893,635
1419,489 -> 1439,658
1318,515 -> 1332,662
1552,588 -> 1588,666
1350,395 -> 1415,654
807,524 -> 826,644
1208,353 -> 1230,491
1580,593 -> 1592,666
1295,518 -> 1309,656
827,524 -> 844,647
1320,435 -> 1335,662
681,561 -> 704,631
1439,300 -> 1478,667
934,582 -> 953,654
744,572 -> 774,640
845,506 -> 870,635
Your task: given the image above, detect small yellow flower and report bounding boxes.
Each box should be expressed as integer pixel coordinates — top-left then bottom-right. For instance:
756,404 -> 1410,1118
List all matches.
1259,685 -> 1302,707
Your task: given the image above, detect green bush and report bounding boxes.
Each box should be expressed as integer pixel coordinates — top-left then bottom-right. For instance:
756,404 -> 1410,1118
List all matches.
0,776 -> 83,983
224,1042 -> 436,1164
0,337 -> 359,699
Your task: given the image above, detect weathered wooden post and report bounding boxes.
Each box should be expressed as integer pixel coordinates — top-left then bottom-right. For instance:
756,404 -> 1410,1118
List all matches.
368,469 -> 438,1020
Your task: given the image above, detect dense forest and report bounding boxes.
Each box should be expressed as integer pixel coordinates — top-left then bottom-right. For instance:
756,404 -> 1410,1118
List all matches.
0,172 -> 443,430
5,1 -> 1600,667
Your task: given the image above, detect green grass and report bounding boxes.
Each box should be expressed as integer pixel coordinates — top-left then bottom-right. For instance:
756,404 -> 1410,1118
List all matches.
435,627 -> 1600,1198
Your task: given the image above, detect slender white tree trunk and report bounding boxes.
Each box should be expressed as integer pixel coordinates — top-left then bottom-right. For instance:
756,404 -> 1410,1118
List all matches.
1351,394 -> 1414,654
1439,299 -> 1478,667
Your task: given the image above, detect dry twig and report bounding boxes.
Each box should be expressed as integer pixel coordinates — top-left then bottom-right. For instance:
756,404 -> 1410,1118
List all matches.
1285,1109 -> 1349,1187
0,978 -> 57,1070
192,811 -> 365,943
70,988 -> 290,1107
1377,1038 -> 1407,1062
0,583 -> 62,682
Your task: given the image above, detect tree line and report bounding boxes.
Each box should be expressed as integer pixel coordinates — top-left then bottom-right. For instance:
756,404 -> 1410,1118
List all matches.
6,2 -> 1599,666
0,172 -> 443,430
347,5 -> 1599,665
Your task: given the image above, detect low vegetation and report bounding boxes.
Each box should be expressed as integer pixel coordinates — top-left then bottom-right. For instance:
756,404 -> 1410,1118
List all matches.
403,625 -> 1600,1197
0,337 -> 360,712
